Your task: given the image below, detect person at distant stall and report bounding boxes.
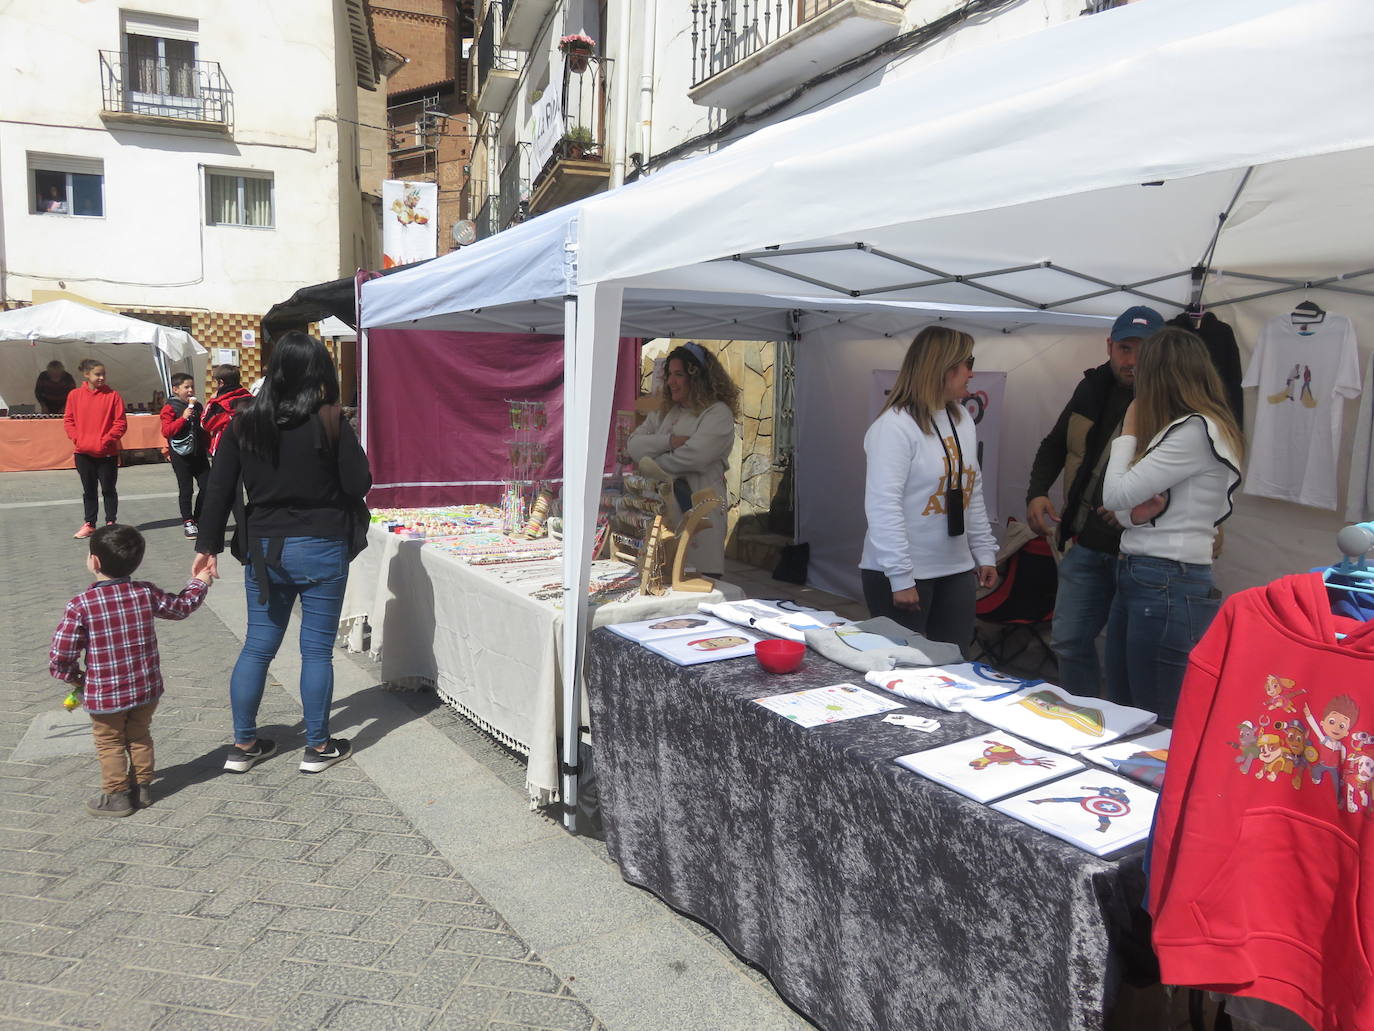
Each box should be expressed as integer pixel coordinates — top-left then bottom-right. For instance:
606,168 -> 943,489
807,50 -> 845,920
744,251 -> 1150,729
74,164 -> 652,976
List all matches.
859,326 -> 998,647
1101,327 -> 1243,723
1024,305 -> 1164,695
65,359 -> 127,539
35,360 -> 77,414
626,342 -> 740,579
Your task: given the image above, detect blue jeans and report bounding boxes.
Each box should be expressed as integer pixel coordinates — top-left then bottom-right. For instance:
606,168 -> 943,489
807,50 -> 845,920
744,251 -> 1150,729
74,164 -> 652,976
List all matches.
1049,543 -> 1118,696
1105,554 -> 1221,723
231,537 -> 349,748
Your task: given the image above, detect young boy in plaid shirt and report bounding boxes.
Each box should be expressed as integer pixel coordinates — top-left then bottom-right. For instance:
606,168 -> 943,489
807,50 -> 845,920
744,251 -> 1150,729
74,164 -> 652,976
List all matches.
50,525 -> 210,817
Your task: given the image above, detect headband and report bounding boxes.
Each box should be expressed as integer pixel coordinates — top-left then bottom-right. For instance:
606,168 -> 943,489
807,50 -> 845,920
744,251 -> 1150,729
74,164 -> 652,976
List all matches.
682,341 -> 707,368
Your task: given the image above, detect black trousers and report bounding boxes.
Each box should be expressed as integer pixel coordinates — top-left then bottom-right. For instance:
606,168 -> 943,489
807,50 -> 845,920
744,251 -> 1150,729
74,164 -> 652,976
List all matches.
860,567 -> 977,648
170,452 -> 210,522
74,453 -> 119,526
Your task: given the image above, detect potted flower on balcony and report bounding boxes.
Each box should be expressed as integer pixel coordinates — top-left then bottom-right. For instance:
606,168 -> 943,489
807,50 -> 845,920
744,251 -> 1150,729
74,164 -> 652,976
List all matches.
559,32 -> 596,73
563,124 -> 597,160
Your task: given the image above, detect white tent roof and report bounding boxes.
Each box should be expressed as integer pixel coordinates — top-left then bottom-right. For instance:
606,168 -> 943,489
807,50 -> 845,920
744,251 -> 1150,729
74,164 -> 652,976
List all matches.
364,0 -> 1374,330
0,301 -> 206,360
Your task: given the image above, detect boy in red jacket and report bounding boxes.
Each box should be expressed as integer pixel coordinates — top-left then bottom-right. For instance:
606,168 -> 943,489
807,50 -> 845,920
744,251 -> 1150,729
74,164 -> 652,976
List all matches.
64,359 -> 127,539
159,373 -> 209,538
201,364 -> 253,457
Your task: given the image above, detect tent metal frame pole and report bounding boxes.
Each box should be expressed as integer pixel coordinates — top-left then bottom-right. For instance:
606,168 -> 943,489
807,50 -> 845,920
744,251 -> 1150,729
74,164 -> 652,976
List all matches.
559,292 -> 579,835
355,275 -> 369,454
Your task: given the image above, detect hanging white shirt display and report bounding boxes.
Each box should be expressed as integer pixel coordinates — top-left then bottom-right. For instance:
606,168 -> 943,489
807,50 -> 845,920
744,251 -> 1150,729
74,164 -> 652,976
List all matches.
1241,313 -> 1361,509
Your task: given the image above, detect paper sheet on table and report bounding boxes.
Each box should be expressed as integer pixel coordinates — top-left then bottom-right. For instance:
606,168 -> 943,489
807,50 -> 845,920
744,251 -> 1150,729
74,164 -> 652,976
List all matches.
754,682 -> 904,728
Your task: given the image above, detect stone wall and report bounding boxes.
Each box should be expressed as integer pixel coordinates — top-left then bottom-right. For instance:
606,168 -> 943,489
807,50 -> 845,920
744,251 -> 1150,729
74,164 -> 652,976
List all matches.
640,338 -> 787,564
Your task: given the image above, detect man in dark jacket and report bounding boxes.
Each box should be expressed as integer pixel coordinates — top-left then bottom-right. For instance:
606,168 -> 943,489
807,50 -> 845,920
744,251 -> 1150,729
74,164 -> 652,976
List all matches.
1025,305 -> 1164,696
35,360 -> 77,413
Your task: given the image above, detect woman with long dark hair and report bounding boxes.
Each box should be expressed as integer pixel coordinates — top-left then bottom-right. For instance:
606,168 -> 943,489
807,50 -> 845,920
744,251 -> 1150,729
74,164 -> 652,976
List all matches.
860,326 -> 998,646
193,333 -> 371,774
1101,327 -> 1243,722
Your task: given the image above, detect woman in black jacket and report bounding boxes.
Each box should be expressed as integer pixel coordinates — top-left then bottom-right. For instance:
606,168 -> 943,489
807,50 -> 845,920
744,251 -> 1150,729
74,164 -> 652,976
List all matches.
194,333 -> 371,775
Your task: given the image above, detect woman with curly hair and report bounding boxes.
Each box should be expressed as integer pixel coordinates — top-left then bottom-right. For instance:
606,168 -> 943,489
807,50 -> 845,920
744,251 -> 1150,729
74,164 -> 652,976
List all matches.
627,342 -> 740,577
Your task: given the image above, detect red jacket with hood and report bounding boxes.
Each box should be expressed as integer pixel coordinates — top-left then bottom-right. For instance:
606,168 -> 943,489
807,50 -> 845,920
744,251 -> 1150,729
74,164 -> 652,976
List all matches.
63,384 -> 127,458
1150,572 -> 1374,1031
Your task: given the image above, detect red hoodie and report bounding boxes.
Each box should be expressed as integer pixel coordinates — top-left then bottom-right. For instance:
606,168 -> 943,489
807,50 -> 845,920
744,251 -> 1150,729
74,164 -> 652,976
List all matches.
1150,572 -> 1374,1031
63,385 -> 127,458
202,386 -> 252,457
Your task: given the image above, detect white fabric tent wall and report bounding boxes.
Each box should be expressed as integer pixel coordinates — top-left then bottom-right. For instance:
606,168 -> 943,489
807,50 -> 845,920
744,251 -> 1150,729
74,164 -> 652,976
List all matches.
0,340 -> 198,413
797,320 -> 1109,602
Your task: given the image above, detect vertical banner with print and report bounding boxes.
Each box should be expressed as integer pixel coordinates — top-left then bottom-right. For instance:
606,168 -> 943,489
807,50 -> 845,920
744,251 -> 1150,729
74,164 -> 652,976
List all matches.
870,369 -> 1009,520
382,180 -> 438,269
532,62 -> 566,175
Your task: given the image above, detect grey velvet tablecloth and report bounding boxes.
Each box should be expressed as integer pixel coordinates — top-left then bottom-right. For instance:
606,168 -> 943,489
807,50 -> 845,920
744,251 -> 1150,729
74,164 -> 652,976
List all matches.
585,630 -> 1152,1031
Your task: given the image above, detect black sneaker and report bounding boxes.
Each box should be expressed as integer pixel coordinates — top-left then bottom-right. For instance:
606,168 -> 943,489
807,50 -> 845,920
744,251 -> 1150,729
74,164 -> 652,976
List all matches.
87,792 -> 134,818
224,738 -> 276,773
300,738 -> 351,773
183,520 -> 198,539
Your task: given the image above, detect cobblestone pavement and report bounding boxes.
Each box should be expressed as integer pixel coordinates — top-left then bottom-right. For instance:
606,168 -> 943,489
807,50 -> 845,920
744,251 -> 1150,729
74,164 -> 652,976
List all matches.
0,468 -> 606,1031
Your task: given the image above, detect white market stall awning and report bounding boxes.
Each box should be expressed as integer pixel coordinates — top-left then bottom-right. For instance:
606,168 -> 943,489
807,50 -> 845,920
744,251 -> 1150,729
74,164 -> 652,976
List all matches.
357,0 -> 1374,829
0,300 -> 206,360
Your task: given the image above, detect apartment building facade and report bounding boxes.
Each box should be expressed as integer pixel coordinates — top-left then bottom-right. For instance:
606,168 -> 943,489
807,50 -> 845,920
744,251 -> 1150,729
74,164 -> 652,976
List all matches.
0,1 -> 385,384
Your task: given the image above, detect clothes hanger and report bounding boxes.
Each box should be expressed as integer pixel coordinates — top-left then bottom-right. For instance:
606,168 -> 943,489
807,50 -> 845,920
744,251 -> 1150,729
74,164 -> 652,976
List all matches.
1291,299 -> 1326,332
1323,522 -> 1374,596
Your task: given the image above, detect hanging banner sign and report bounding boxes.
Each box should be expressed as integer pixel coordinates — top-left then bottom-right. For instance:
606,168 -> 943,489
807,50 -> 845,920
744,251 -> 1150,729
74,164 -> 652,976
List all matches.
532,61 -> 566,174
382,179 -> 438,269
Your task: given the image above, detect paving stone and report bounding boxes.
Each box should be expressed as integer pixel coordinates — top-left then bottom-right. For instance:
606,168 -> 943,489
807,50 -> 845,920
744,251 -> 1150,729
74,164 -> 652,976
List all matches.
431,986 -> 509,1031
379,854 -> 454,879
324,999 -> 435,1031
271,905 -> 364,936
291,934 -> 389,967
440,926 -> 530,961
141,973 -> 251,1012
496,992 -> 598,1031
270,993 -> 340,1031
467,959 -> 563,995
307,964 -> 408,1001
376,922 -> 449,973
55,994 -> 170,1030
0,920 -> 72,954
0,951 -> 73,984
153,1011 -> 267,1031
118,937 -> 227,976
350,912 -> 411,943
392,877 -> 478,905
0,981 -> 81,1021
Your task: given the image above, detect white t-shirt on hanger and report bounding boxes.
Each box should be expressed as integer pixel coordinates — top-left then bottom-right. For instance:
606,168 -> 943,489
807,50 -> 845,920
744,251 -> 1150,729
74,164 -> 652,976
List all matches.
1242,312 -> 1361,509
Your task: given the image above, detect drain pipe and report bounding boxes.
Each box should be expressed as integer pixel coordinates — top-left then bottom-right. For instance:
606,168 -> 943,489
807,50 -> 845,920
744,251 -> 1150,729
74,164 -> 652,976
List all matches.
638,0 -> 656,168
610,1 -> 634,187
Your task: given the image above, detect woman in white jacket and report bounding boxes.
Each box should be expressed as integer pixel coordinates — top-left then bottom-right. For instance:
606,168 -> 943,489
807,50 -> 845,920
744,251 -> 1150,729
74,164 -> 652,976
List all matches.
627,342 -> 739,577
1101,327 -> 1243,722
860,326 -> 998,646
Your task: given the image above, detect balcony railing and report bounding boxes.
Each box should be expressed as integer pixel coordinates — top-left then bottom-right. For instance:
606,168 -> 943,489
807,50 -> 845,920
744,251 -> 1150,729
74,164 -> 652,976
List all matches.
99,50 -> 233,129
499,143 -> 531,230
690,0 -> 901,87
534,58 -> 609,180
477,4 -> 518,98
475,191 -> 500,241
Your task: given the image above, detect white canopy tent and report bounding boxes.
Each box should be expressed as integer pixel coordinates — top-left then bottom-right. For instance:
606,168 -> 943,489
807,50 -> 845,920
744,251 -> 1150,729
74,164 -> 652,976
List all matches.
362,0 -> 1374,825
0,300 -> 207,411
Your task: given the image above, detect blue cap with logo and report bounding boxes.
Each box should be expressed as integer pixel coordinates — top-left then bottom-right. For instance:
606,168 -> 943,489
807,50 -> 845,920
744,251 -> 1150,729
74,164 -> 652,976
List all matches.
1110,305 -> 1165,341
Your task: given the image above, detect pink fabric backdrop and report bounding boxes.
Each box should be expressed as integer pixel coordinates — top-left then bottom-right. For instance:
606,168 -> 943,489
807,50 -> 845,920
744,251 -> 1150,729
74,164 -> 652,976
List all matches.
362,328 -> 640,508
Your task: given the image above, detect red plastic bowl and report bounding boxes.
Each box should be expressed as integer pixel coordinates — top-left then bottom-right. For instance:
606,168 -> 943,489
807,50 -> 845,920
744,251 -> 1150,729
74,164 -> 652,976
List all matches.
755,639 -> 805,674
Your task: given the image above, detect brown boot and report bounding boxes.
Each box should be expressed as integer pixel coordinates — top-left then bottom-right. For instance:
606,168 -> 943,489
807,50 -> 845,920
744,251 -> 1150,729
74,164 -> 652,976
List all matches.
87,792 -> 134,818
134,783 -> 153,809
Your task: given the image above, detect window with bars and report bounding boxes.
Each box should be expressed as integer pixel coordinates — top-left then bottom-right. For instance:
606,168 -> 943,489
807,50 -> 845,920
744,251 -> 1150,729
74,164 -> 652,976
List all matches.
206,170 -> 273,227
29,155 -> 104,217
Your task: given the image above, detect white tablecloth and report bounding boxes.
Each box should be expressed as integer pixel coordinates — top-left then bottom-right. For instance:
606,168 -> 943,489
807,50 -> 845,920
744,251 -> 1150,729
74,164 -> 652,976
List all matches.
340,524 -> 741,804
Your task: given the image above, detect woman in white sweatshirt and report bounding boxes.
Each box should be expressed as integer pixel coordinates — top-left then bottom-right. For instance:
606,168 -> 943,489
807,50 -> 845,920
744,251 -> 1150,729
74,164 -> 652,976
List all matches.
860,326 -> 998,646
1101,327 -> 1244,722
627,342 -> 739,577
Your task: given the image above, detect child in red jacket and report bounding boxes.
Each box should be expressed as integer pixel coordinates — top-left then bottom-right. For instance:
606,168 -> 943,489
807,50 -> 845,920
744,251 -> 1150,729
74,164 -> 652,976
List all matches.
159,373 -> 209,538
64,359 -> 127,539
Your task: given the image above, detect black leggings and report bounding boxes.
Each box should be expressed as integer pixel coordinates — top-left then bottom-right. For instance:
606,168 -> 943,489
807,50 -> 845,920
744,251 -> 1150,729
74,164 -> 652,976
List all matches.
170,453 -> 210,522
75,453 -> 119,526
860,567 -> 977,647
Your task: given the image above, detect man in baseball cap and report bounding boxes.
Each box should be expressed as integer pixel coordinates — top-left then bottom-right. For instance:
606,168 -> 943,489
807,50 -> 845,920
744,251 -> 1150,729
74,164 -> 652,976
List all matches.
1024,304 -> 1164,696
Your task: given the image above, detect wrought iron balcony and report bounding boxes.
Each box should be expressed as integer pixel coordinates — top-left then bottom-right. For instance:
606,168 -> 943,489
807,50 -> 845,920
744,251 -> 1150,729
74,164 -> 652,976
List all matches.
689,0 -> 904,110
528,58 -> 611,217
498,143 -> 531,230
476,3 -> 519,113
99,50 -> 233,131
475,192 -> 500,241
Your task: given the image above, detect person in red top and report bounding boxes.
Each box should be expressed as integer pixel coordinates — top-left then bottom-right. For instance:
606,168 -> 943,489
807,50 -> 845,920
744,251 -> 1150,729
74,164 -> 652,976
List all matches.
201,363 -> 253,458
64,359 -> 127,539
159,372 -> 209,539
49,524 -> 210,816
